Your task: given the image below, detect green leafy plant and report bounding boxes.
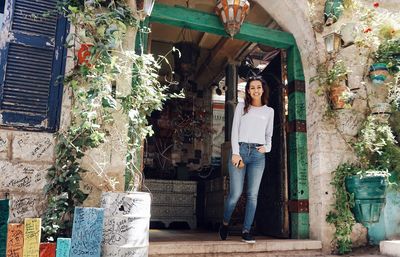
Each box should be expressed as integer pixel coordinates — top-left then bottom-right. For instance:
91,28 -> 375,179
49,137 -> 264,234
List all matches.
42,0 -> 180,241
375,39 -> 400,73
326,163 -> 359,254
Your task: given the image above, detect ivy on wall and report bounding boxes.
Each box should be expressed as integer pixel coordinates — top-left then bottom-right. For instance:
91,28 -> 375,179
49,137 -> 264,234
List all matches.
42,0 -> 179,241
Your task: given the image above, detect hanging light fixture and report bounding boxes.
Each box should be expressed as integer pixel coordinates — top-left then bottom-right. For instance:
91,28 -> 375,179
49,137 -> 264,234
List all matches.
215,0 -> 250,37
136,0 -> 155,20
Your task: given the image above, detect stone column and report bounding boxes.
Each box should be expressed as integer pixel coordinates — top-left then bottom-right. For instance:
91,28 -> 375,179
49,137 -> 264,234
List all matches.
224,63 -> 238,142
81,0 -> 139,203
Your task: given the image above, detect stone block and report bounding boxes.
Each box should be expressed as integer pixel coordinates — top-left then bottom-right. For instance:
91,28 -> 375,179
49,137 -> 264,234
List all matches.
55,238 -> 71,257
350,223 -> 368,247
380,240 -> 400,257
9,194 -> 45,223
39,243 -> 56,257
12,133 -> 54,163
6,223 -> 24,257
70,207 -> 104,257
0,131 -> 10,160
0,161 -> 50,193
22,218 -> 41,257
0,199 -> 9,257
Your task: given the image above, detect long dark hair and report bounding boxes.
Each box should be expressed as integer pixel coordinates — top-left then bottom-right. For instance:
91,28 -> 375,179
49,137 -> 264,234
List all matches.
243,76 -> 269,114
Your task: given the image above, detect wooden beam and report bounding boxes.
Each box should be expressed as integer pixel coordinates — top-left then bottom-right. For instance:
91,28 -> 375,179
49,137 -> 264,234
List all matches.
150,4 -> 296,49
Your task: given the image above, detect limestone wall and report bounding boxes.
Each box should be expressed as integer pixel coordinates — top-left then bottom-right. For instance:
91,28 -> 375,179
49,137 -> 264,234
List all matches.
256,0 -> 399,252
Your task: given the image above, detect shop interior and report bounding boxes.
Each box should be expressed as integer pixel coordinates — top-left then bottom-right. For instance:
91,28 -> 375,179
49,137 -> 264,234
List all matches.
145,0 -> 291,239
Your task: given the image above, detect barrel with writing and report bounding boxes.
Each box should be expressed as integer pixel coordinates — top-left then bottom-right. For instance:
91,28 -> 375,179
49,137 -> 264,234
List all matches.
100,192 -> 151,257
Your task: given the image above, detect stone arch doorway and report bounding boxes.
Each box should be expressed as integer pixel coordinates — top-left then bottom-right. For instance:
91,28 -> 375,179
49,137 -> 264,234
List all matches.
148,2 -> 309,239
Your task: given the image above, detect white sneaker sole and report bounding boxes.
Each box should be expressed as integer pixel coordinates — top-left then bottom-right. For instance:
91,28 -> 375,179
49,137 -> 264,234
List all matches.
242,239 -> 256,244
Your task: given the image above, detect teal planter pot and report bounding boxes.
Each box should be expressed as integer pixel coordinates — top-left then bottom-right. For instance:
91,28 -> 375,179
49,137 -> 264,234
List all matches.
369,63 -> 389,85
324,0 -> 343,25
345,175 -> 388,225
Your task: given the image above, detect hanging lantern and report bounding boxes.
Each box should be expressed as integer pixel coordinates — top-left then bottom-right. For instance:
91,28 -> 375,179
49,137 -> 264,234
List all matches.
136,0 -> 155,20
215,0 -> 250,37
172,42 -> 200,79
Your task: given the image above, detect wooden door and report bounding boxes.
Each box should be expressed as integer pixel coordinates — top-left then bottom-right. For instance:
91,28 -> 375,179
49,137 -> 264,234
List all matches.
255,52 -> 289,238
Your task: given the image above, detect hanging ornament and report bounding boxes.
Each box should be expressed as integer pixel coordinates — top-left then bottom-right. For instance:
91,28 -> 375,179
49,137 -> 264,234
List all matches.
215,0 -> 250,37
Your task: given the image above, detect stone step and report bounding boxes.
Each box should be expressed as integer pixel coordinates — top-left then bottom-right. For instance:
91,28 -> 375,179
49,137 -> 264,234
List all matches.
380,240 -> 400,257
149,239 -> 323,257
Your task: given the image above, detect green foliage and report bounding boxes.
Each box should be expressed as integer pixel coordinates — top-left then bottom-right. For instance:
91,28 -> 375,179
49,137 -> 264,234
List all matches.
375,39 -> 400,73
326,163 -> 359,254
42,0 -> 179,241
354,115 -> 396,166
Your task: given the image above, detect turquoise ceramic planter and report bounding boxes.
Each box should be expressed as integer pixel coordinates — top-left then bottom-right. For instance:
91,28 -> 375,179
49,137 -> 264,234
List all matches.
345,175 -> 388,225
369,63 -> 389,85
324,0 -> 343,25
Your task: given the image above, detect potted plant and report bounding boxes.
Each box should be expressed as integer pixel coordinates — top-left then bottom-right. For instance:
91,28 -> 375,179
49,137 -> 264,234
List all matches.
42,1 -> 180,256
312,60 -> 353,110
326,114 -> 396,254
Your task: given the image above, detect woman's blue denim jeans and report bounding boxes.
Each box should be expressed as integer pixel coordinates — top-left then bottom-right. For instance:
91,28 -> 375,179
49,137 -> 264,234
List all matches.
223,142 -> 266,232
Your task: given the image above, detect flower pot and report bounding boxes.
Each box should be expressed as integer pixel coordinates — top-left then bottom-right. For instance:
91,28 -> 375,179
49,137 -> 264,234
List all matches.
324,0 -> 343,25
329,84 -> 349,109
371,103 -> 392,122
369,63 -> 389,85
345,175 -> 388,225
101,192 -> 151,257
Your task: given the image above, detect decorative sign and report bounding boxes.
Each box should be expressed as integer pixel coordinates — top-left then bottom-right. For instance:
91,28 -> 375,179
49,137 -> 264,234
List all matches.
0,200 -> 10,257
39,243 -> 55,257
6,224 -> 24,257
22,218 -> 41,257
55,239 -> 70,257
70,208 -> 104,257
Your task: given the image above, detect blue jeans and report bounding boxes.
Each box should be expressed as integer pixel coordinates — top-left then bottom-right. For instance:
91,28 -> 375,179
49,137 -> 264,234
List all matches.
223,143 -> 266,232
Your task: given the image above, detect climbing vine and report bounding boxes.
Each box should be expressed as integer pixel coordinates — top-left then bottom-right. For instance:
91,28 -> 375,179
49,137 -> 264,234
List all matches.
42,0 -> 179,241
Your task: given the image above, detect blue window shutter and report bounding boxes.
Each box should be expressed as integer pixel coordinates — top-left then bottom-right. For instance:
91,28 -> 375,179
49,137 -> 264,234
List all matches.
0,0 -> 67,132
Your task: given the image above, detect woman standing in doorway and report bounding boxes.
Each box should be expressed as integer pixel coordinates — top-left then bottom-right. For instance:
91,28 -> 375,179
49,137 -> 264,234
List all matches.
219,76 -> 274,243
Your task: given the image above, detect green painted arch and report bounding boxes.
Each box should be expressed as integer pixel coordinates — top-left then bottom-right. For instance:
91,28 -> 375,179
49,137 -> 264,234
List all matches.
149,3 -> 309,239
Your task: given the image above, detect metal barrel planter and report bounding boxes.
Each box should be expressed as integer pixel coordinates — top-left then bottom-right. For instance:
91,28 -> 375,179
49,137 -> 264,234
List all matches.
101,192 -> 151,257
345,175 -> 388,225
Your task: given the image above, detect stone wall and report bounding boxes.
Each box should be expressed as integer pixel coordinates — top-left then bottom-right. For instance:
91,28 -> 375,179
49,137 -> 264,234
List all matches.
256,0 -> 399,252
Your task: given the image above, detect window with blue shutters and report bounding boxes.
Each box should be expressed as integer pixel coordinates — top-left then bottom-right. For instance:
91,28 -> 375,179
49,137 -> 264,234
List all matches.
0,0 -> 67,132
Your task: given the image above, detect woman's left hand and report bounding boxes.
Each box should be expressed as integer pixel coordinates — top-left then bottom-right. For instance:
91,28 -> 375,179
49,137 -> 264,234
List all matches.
256,146 -> 266,153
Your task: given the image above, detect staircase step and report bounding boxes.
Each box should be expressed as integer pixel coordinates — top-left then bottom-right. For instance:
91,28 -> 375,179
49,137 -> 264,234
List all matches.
380,240 -> 400,257
149,239 -> 322,257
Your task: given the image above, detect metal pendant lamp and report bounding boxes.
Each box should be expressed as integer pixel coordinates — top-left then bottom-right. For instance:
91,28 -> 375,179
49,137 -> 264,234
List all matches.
215,0 -> 250,37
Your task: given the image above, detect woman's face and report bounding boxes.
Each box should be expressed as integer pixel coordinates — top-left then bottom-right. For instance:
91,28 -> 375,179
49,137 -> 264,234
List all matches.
247,80 -> 264,100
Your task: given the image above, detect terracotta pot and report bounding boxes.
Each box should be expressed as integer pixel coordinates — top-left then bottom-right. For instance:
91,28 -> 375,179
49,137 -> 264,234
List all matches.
329,84 -> 349,109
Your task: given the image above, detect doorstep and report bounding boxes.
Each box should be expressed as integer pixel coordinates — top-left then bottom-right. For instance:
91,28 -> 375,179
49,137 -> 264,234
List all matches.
380,240 -> 400,257
149,238 -> 323,257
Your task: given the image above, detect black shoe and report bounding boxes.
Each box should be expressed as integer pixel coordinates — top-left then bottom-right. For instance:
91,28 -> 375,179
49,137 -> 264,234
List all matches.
241,232 -> 256,243
219,224 -> 229,240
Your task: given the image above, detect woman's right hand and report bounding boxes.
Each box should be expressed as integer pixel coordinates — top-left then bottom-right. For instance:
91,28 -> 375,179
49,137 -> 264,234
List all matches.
231,154 -> 242,168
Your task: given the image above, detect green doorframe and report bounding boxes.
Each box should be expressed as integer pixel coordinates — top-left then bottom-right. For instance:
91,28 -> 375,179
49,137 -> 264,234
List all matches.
148,3 -> 309,239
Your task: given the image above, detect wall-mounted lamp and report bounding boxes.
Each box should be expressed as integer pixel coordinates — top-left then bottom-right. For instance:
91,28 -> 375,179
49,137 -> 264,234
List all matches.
323,32 -> 342,54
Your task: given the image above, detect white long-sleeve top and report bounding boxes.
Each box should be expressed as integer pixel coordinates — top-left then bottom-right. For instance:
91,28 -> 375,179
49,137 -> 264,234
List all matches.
231,102 -> 274,155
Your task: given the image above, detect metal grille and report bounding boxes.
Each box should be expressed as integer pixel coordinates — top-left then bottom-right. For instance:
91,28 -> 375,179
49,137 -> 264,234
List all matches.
1,43 -> 53,115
